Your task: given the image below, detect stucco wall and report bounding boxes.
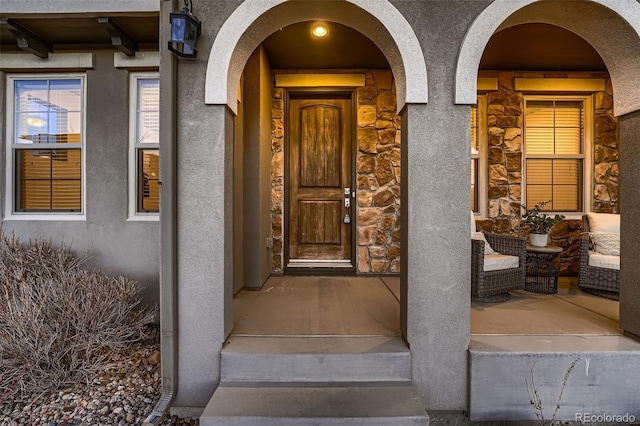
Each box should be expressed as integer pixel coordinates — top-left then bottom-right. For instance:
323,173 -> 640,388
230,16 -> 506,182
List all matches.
241,46 -> 273,289
130,0 -> 640,418
172,0 -> 240,410
393,0 -> 488,410
5,0 -> 639,420
620,110 -> 640,339
0,51 -> 160,303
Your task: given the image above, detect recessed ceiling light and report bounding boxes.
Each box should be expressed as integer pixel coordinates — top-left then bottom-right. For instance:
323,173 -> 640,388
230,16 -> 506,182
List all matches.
312,25 -> 328,38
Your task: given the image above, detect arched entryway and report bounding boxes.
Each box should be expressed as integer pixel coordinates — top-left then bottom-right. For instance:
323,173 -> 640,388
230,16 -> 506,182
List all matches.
455,0 -> 640,419
171,0 -> 435,411
205,0 -> 427,113
228,20 -> 405,335
456,0 -> 640,345
456,0 -> 640,116
194,0 -> 476,413
202,0 -> 428,338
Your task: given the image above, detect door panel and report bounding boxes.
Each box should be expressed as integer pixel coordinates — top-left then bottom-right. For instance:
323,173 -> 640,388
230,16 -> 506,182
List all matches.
288,97 -> 352,263
299,201 -> 341,244
300,106 -> 341,187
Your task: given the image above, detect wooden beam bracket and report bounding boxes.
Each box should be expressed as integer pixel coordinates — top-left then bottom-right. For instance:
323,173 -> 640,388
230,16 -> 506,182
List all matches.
98,17 -> 138,57
0,18 -> 53,59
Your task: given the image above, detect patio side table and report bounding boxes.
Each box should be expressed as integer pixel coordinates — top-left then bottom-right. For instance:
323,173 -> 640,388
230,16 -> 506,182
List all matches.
525,244 -> 563,294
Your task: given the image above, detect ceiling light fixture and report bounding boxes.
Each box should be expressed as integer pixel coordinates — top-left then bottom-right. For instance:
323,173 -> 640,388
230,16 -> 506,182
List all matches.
312,25 -> 328,38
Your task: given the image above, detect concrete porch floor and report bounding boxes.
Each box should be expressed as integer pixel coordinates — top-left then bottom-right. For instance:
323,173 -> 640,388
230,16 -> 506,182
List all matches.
472,277 -> 620,335
232,276 -> 401,336
229,276 -> 640,422
232,276 -> 621,337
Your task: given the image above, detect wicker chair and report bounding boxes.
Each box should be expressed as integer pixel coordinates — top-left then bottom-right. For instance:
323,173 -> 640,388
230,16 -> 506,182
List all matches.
471,232 -> 527,302
578,214 -> 620,295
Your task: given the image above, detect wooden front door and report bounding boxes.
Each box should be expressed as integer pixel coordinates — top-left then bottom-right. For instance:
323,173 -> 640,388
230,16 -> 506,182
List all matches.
287,95 -> 353,268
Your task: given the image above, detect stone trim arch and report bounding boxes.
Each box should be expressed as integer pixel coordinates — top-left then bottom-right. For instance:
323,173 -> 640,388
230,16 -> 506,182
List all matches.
455,0 -> 640,117
204,0 -> 428,114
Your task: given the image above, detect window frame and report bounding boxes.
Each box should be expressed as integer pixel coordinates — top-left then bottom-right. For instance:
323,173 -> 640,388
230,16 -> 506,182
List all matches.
128,72 -> 160,220
4,73 -> 87,220
472,95 -> 488,217
522,94 -> 593,217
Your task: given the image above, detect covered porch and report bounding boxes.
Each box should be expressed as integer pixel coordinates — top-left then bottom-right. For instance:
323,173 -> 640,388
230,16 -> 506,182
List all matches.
169,0 -> 640,421
216,275 -> 639,423
231,276 -> 620,337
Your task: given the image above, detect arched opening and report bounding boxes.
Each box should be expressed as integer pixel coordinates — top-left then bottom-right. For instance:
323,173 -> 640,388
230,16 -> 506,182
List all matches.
173,0 -> 435,412
203,0 -> 427,341
457,0 -> 640,419
205,0 -> 427,112
231,20 -> 404,337
470,21 -> 621,335
456,0 -> 640,116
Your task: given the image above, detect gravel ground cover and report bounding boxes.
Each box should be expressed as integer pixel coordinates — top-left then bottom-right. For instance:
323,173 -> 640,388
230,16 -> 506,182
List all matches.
0,327 -> 197,426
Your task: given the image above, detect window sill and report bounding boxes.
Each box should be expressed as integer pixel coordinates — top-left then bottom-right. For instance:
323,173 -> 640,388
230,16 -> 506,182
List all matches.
4,213 -> 86,221
127,214 -> 159,222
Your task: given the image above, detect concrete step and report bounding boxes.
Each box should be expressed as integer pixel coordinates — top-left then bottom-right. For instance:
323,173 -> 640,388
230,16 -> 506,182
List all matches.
200,385 -> 429,426
469,334 -> 640,421
221,336 -> 411,384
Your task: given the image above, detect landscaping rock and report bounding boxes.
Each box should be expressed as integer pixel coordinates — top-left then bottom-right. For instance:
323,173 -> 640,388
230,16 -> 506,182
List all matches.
0,327 -> 198,425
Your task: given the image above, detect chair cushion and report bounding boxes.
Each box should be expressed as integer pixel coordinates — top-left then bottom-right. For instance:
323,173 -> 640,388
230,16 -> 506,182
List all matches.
590,232 -> 620,256
588,252 -> 620,270
484,254 -> 519,272
472,231 -> 497,255
586,212 -> 620,233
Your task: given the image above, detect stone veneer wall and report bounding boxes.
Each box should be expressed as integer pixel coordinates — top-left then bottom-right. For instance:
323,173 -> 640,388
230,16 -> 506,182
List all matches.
270,70 -> 401,273
476,71 -> 619,275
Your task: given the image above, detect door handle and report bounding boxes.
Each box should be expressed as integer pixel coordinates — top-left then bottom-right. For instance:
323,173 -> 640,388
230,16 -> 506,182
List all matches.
344,188 -> 351,224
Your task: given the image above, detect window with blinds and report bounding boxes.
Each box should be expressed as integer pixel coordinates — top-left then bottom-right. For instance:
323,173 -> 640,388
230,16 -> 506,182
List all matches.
471,103 -> 479,212
524,99 -> 585,212
131,75 -> 160,214
12,78 -> 83,212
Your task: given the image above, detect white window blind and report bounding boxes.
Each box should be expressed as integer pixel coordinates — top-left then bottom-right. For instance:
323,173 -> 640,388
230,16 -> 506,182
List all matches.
471,103 -> 479,212
525,100 -> 582,155
524,99 -> 584,212
12,78 -> 83,212
136,79 -> 160,144
130,75 -> 160,216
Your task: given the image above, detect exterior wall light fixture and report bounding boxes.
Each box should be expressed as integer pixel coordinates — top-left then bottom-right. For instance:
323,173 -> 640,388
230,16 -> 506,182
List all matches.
168,0 -> 201,58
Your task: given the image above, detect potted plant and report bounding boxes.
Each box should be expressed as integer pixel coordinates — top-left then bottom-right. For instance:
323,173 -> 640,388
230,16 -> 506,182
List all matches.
521,201 -> 565,247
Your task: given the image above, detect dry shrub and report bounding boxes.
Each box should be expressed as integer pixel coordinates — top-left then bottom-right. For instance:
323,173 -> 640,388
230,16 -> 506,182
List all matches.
0,231 -> 157,399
